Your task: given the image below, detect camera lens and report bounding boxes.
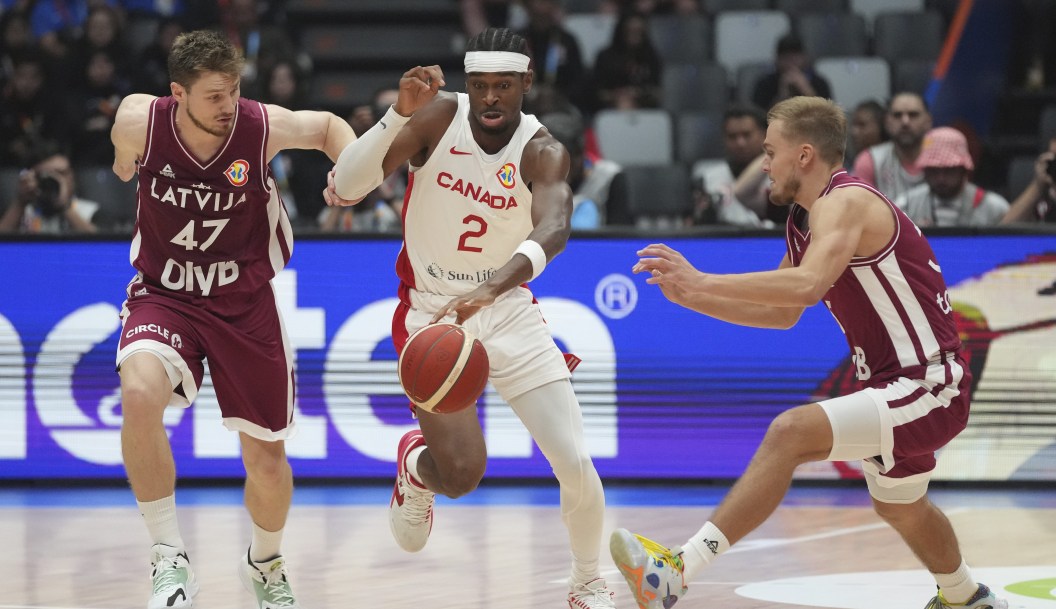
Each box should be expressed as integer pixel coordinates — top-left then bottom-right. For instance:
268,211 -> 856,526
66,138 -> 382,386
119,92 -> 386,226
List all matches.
37,173 -> 61,198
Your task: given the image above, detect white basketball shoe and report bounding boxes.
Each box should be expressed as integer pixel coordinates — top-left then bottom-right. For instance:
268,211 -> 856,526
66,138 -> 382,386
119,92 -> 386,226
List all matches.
148,544 -> 198,609
389,429 -> 435,552
568,577 -> 617,609
239,551 -> 299,609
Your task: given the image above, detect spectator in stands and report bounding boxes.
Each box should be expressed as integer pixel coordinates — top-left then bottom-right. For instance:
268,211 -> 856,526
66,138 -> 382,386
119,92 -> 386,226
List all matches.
540,111 -> 622,229
219,0 -> 301,100
70,49 -> 129,166
0,53 -> 70,167
692,104 -> 776,227
0,145 -> 98,234
853,91 -> 932,201
132,17 -> 185,97
0,10 -> 35,85
518,0 -> 590,114
894,127 -> 1009,227
1002,137 -> 1056,224
592,11 -> 662,111
27,0 -> 93,61
751,34 -> 831,112
847,99 -> 887,169
260,59 -> 334,230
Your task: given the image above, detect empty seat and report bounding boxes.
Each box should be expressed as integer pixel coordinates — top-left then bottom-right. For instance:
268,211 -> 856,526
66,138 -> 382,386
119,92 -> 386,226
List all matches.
615,164 -> 693,224
815,56 -> 891,112
676,111 -> 725,165
661,62 -> 729,115
714,11 -> 791,75
593,109 -> 674,166
703,0 -> 770,13
893,59 -> 935,96
795,13 -> 868,59
76,166 -> 139,231
849,0 -> 925,29
649,13 -> 712,64
873,10 -> 944,64
564,13 -> 617,69
775,0 -> 849,13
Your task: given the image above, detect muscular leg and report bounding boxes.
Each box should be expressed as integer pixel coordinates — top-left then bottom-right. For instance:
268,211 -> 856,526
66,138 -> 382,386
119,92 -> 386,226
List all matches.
710,403 -> 833,544
415,405 -> 488,498
873,495 -> 964,574
239,433 -> 293,534
120,352 -> 177,502
508,380 -> 605,583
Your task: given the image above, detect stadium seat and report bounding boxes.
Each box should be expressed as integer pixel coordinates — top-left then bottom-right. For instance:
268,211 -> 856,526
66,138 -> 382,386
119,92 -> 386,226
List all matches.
714,11 -> 791,75
649,13 -> 712,64
593,109 -> 673,166
775,0 -> 849,14
676,111 -> 725,165
873,10 -> 944,64
795,13 -> 868,59
849,0 -> 925,30
815,56 -> 891,112
616,164 -> 693,225
893,59 -> 936,97
660,62 -> 730,115
703,0 -> 770,13
735,62 -> 771,105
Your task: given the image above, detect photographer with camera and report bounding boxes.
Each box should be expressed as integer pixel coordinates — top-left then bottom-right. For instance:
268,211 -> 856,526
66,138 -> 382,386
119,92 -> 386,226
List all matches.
0,147 -> 99,234
1002,137 -> 1056,224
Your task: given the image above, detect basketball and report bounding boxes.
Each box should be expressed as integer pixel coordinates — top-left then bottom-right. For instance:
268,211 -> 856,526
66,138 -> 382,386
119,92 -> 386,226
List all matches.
398,323 -> 489,414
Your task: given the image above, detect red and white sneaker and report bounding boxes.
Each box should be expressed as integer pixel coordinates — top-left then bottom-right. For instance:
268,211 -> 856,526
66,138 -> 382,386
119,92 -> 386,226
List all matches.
389,429 -> 435,552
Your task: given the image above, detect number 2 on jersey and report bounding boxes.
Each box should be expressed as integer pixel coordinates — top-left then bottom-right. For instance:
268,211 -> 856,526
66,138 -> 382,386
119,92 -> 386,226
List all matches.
458,215 -> 487,252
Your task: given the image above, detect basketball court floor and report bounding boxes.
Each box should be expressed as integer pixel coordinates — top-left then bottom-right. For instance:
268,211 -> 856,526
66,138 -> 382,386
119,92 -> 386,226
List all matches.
2,481 -> 1054,609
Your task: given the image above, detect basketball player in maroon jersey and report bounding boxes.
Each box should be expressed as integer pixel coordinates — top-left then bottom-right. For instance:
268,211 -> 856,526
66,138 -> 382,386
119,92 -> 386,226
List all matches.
610,97 -> 1007,609
325,28 -> 615,609
110,30 -> 358,609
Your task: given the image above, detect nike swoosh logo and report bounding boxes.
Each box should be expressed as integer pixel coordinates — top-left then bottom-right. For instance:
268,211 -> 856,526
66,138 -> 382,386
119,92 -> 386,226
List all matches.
380,121 -> 387,129
449,146 -> 471,155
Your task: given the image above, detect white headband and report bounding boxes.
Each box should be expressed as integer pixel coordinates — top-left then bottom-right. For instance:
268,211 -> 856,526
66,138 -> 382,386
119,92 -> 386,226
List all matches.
464,51 -> 530,73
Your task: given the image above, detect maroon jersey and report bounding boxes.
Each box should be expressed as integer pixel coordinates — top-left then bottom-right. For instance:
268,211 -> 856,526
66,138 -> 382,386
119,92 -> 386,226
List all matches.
786,170 -> 962,386
131,97 -> 292,301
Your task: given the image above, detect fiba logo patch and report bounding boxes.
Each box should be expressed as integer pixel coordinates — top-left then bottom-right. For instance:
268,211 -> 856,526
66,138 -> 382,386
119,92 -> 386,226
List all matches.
225,159 -> 250,187
427,263 -> 444,279
496,163 -> 516,189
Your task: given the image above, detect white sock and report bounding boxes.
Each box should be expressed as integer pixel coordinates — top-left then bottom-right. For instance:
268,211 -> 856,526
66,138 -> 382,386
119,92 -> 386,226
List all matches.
682,521 -> 730,581
934,560 -> 977,604
570,554 -> 601,586
138,495 -> 184,549
250,523 -> 284,563
405,445 -> 428,489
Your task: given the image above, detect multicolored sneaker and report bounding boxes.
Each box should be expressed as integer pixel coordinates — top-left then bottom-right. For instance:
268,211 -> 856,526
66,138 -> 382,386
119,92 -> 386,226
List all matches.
389,429 -> 435,552
924,584 -> 1009,609
568,577 -> 617,609
609,528 -> 688,609
238,551 -> 299,609
148,543 -> 198,609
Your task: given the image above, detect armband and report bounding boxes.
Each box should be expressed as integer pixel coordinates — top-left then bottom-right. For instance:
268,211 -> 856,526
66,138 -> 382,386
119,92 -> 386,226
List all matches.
512,239 -> 547,280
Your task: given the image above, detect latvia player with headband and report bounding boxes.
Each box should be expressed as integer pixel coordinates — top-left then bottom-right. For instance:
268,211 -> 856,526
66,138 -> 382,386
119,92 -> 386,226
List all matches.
327,27 -> 615,609
611,96 -> 1007,609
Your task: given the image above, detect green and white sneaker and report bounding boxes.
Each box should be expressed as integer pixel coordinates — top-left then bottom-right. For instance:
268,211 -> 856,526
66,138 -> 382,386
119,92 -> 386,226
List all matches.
148,544 -> 198,609
239,551 -> 299,609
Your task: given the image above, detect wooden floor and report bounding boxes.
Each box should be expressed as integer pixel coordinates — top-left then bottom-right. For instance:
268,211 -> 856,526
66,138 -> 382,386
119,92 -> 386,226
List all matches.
2,484 -> 1054,609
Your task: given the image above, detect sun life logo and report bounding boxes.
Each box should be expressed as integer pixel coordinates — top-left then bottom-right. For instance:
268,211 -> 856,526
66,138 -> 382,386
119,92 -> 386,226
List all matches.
496,163 -> 516,189
225,159 -> 250,187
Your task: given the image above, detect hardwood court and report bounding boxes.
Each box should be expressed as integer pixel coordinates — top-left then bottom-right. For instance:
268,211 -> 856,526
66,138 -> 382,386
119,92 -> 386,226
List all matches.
2,485 -> 1054,609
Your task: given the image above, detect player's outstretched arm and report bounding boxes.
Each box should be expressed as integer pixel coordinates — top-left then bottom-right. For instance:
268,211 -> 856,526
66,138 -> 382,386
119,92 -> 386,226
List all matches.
265,105 -> 356,163
331,65 -> 446,202
111,94 -> 154,182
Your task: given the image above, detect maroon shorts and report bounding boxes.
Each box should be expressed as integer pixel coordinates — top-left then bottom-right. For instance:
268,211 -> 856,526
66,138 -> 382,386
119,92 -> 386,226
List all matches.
116,282 -> 294,439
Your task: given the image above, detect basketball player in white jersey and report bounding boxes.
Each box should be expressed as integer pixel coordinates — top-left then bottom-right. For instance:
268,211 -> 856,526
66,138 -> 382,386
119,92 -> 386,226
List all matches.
111,30 -> 359,609
327,27 -> 615,609
610,97 -> 1006,609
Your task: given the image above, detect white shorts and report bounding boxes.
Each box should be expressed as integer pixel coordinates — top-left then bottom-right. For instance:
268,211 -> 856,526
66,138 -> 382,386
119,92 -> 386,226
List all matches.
401,287 -> 571,401
817,356 -> 971,505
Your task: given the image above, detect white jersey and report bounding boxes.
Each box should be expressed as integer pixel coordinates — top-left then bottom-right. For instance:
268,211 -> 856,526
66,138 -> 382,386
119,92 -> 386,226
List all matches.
396,93 -> 542,298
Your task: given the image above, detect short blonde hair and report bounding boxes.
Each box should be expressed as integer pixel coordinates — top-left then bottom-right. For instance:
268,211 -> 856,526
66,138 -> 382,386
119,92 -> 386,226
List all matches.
767,96 -> 846,166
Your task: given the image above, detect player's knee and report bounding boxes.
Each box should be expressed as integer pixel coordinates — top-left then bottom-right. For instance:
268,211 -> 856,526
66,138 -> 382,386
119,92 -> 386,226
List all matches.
550,454 -> 597,488
436,458 -> 485,498
119,380 -> 168,424
763,408 -> 827,462
243,450 -> 291,487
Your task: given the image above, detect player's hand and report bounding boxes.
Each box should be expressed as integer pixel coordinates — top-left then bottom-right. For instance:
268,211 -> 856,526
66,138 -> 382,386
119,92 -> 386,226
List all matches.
632,243 -> 701,305
323,169 -> 364,207
430,286 -> 498,325
393,65 -> 446,117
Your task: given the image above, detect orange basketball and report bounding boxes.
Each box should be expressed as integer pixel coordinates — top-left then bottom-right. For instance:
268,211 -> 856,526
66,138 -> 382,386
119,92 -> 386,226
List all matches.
398,323 -> 489,414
